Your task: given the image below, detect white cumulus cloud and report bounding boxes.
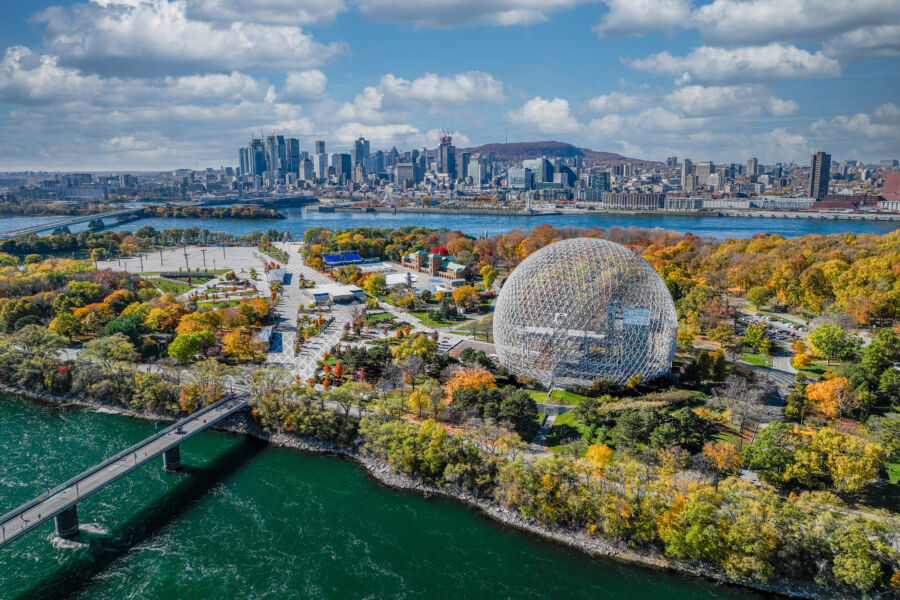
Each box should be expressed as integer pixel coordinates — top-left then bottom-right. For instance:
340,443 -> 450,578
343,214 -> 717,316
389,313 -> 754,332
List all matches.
594,0 -> 691,37
507,97 -> 581,134
35,0 -> 345,76
625,43 -> 841,84
354,0 -> 584,27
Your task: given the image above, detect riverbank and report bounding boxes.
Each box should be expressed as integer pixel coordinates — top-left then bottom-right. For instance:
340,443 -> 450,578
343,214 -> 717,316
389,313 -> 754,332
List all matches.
3,382 -> 879,600
311,203 -> 900,222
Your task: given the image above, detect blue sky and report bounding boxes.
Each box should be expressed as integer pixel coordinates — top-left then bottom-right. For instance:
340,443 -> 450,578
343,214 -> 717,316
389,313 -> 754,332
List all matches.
0,0 -> 898,170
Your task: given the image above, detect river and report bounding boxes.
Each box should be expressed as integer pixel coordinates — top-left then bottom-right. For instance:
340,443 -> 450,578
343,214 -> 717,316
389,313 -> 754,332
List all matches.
9,207 -> 900,240
0,396 -> 771,600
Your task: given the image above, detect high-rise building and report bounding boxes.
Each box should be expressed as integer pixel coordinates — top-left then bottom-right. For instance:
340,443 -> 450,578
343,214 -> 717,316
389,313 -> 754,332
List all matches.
439,135 -> 457,180
395,162 -> 415,187
591,171 -> 611,192
352,137 -> 370,166
694,161 -> 713,186
665,156 -> 678,167
331,153 -> 351,182
746,157 -> 758,178
315,140 -> 326,155
285,138 -> 300,175
459,152 -> 472,180
313,153 -> 328,181
809,151 -> 831,200
681,159 -> 692,189
266,135 -> 287,180
247,138 -> 266,178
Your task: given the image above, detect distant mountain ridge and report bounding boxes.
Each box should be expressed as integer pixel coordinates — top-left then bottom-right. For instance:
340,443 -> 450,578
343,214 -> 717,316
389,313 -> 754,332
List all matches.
459,141 -> 646,163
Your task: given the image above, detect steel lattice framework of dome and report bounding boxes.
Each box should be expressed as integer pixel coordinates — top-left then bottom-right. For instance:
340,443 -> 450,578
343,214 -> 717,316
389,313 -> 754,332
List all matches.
492,238 -> 677,389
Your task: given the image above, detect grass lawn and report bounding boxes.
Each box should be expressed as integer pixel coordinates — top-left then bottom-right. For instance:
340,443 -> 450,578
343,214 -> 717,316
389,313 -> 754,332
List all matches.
798,358 -> 841,380
145,277 -> 191,295
197,299 -> 240,309
410,311 -> 461,327
545,411 -> 589,453
527,389 -> 590,406
886,462 -> 899,484
742,352 -> 770,367
364,312 -> 394,324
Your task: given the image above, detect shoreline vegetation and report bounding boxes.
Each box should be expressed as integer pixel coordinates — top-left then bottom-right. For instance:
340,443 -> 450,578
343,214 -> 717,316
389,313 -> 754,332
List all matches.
141,205 -> 285,220
0,383 -> 886,600
312,202 -> 900,221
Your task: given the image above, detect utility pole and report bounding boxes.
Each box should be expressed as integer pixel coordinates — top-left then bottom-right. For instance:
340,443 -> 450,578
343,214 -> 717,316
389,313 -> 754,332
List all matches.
201,249 -> 207,269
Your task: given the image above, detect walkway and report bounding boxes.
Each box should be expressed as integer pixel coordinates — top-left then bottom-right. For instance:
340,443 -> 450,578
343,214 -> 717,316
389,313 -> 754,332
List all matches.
0,396 -> 247,549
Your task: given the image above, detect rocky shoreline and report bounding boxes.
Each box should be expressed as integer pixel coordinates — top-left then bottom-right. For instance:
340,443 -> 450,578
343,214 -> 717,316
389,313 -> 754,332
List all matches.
0,383 -> 873,600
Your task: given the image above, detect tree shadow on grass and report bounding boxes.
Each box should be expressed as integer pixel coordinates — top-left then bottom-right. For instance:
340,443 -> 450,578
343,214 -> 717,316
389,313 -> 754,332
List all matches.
15,436 -> 268,600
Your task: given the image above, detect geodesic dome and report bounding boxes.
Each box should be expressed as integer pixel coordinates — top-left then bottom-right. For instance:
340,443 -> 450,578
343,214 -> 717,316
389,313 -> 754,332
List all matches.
492,237 -> 677,389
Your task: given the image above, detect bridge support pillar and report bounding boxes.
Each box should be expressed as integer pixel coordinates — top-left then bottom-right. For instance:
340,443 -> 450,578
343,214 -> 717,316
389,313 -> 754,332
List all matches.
163,446 -> 182,471
54,505 -> 79,539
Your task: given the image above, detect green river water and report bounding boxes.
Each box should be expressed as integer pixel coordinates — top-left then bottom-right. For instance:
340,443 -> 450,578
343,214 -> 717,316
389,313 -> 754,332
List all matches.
0,396 -> 770,600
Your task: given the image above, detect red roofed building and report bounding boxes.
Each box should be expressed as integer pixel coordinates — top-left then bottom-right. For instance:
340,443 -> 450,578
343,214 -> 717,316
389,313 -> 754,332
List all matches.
879,172 -> 900,210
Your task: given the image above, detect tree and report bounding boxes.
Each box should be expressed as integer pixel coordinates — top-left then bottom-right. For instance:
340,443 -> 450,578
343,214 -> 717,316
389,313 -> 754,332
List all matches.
584,443 -> 614,469
805,376 -> 855,420
49,313 -> 82,341
168,330 -> 215,363
391,333 -> 437,362
362,273 -> 386,297
445,368 -> 496,402
747,286 -> 772,307
222,328 -> 265,360
702,441 -> 742,490
104,313 -> 148,343
83,333 -> 138,366
809,323 -> 856,365
452,285 -> 481,312
862,328 -> 900,372
480,264 -> 498,291
488,390 -> 539,441
878,367 -> 900,405
11,324 -> 66,357
742,323 -> 770,355
792,353 -> 811,369
784,373 -> 810,423
573,394 -> 611,429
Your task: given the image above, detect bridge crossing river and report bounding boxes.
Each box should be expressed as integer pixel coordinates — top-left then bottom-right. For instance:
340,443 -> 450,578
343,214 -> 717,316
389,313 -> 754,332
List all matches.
0,395 -> 247,549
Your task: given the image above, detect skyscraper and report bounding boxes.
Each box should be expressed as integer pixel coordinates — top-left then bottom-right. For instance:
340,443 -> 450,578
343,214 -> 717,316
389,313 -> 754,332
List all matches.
746,157 -> 758,178
315,140 -> 326,155
286,138 -> 300,175
331,153 -> 351,182
809,151 -> 831,200
439,135 -> 457,180
352,137 -> 370,166
266,135 -> 286,180
694,161 -> 713,186
681,159 -> 692,190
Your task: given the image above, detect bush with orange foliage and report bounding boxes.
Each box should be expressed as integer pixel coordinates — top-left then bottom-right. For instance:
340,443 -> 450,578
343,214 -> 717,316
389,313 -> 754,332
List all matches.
444,367 -> 496,402
805,376 -> 855,420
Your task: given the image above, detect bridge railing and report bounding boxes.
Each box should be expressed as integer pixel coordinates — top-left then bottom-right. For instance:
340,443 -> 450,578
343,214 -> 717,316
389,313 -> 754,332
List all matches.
0,395 -> 245,524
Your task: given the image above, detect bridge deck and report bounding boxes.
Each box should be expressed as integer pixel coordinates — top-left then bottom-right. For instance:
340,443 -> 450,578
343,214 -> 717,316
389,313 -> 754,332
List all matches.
0,395 -> 247,549
0,208 -> 143,240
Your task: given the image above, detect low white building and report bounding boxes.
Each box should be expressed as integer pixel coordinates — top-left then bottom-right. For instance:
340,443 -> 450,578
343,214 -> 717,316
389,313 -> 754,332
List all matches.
301,284 -> 366,305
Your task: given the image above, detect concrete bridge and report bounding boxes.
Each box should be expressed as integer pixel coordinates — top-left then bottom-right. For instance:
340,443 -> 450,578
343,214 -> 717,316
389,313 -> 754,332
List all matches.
0,395 -> 247,549
0,207 -> 145,240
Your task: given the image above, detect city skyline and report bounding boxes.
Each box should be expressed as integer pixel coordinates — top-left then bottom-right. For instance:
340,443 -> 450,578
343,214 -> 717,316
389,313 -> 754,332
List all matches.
0,0 -> 898,170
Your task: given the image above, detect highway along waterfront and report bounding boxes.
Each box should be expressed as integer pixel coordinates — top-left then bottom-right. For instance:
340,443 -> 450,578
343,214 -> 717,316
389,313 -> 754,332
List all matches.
0,394 -> 771,600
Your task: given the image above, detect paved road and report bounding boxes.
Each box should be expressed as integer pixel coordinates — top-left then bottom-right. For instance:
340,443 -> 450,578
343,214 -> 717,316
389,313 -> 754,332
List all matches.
0,396 -> 247,549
